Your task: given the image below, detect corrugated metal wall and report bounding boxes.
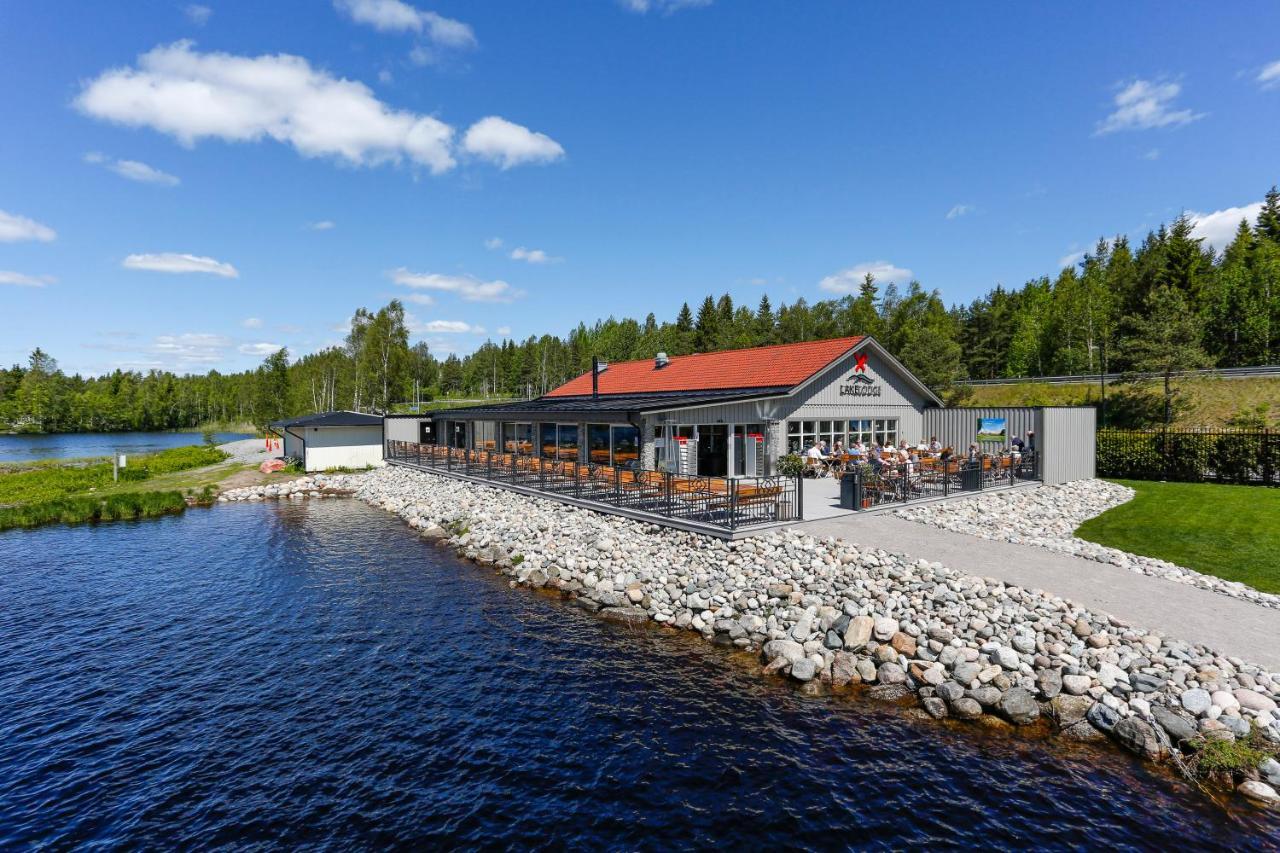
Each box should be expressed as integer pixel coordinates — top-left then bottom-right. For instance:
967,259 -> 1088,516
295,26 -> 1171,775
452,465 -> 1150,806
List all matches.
922,407 -> 1040,453
1040,406 -> 1096,484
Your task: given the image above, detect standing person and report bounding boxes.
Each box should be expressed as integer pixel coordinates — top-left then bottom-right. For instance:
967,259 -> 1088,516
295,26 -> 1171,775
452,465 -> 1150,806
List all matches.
967,443 -> 980,462
1026,430 -> 1036,452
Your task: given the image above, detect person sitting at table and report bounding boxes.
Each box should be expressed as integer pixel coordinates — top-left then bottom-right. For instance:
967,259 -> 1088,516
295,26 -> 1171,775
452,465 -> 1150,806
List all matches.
940,445 -> 954,461
929,436 -> 942,453
967,442 -> 980,462
805,440 -> 828,475
850,439 -> 866,455
833,439 -> 844,456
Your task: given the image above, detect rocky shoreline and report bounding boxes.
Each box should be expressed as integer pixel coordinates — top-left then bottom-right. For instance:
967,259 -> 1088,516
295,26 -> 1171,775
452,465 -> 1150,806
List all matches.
894,480 -> 1280,611
218,466 -> 1280,808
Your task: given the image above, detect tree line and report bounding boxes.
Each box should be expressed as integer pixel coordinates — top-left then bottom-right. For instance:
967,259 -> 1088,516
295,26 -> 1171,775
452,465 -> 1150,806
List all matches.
3,183 -> 1277,433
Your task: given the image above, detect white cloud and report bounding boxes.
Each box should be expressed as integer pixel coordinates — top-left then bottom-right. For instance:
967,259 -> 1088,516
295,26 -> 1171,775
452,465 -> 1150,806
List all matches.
818,260 -> 912,293
308,220 -> 336,230
238,342 -> 283,356
1095,79 -> 1205,135
1257,60 -> 1280,90
151,332 -> 233,365
76,42 -> 560,176
1058,250 -> 1086,269
1142,148 -> 1161,160
496,325 -> 511,336
413,319 -> 484,334
1190,201 -> 1264,252
241,317 -> 263,328
403,293 -> 435,305
0,271 -> 56,287
77,41 -> 455,173
0,209 -> 56,242
462,116 -> 565,169
185,4 -> 212,25
390,267 -> 522,302
85,152 -> 180,186
620,0 -> 712,14
123,252 -> 239,278
510,246 -> 560,264
335,0 -> 476,46
378,69 -> 394,85
945,203 -> 975,219
484,236 -> 503,250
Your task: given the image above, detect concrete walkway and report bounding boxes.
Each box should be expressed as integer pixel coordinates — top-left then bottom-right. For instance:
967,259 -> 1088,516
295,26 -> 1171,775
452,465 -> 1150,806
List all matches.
789,513 -> 1280,671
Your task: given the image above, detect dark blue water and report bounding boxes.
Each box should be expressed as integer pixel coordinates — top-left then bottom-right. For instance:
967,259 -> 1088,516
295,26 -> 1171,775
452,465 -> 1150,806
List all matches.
0,431 -> 252,463
1,501 -> 1275,849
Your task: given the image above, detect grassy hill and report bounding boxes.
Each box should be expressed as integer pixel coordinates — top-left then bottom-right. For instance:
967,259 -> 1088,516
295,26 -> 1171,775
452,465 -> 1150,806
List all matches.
957,376 -> 1280,429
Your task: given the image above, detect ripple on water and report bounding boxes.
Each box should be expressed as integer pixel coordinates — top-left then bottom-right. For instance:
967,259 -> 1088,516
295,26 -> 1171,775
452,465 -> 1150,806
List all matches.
0,500 -> 1276,849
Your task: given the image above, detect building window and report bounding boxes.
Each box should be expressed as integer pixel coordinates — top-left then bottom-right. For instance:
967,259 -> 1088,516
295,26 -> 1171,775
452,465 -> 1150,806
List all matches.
587,424 -> 611,464
539,423 -> 557,457
873,418 -> 898,447
818,420 -> 842,450
556,424 -> 579,460
847,419 -> 873,446
786,420 -> 816,453
503,422 -> 533,454
611,425 -> 640,467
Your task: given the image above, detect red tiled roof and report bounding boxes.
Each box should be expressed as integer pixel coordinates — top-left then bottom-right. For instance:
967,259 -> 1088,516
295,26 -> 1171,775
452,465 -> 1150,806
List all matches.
546,336 -> 865,397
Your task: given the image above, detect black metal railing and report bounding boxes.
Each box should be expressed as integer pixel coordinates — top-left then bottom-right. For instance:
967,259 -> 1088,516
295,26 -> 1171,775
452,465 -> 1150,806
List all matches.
384,441 -> 801,531
1098,429 -> 1278,485
841,452 -> 1039,510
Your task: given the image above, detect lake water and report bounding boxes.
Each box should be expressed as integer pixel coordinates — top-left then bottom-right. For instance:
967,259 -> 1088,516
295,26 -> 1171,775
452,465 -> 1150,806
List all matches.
0,501 -> 1275,848
0,431 -> 253,463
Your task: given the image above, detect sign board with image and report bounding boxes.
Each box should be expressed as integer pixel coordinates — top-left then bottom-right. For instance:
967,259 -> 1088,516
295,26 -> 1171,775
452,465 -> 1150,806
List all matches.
976,417 -> 1007,442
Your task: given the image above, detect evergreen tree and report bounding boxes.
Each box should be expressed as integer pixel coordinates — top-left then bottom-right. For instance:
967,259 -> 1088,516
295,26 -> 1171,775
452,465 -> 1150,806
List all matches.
1116,286 -> 1212,427
675,302 -> 693,332
1257,185 -> 1280,244
693,295 -> 720,351
754,294 -> 775,344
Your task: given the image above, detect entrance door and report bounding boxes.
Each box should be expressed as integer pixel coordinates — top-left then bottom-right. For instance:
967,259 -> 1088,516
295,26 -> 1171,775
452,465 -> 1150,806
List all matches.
697,425 -> 728,477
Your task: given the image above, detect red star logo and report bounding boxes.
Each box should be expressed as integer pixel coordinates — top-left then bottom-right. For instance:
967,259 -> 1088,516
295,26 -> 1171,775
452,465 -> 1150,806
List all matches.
854,353 -> 868,373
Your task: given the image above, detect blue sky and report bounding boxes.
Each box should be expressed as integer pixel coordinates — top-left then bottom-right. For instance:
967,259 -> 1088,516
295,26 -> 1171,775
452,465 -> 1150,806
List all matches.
1,0 -> 1278,376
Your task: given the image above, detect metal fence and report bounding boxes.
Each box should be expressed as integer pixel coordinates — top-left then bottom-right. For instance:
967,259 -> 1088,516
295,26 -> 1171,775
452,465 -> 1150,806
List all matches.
385,440 -> 801,531
1097,429 -> 1279,485
842,453 -> 1040,510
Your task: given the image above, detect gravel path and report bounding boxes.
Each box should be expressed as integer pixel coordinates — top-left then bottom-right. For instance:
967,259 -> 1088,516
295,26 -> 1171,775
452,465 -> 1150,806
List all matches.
890,480 -> 1280,611
217,438 -> 281,466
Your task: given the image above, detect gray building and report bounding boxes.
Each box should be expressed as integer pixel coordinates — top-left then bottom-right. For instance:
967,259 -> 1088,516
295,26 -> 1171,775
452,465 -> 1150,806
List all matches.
384,336 -> 1094,485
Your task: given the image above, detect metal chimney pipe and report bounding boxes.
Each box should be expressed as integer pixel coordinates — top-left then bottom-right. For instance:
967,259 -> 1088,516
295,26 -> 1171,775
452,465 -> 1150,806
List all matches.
592,356 -> 599,401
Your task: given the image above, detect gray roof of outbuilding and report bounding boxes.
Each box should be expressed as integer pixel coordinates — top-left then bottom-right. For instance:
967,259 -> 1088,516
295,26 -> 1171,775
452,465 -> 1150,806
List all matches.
270,411 -> 384,429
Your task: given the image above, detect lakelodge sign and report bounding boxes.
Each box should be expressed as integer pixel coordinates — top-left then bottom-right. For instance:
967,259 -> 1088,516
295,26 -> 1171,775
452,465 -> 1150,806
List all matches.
838,353 -> 881,397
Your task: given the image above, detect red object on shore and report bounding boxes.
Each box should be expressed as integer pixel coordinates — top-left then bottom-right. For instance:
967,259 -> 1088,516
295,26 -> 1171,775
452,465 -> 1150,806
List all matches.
260,459 -> 286,473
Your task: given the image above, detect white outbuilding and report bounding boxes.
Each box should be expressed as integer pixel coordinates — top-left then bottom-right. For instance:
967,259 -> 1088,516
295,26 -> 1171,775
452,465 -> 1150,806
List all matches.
270,411 -> 385,472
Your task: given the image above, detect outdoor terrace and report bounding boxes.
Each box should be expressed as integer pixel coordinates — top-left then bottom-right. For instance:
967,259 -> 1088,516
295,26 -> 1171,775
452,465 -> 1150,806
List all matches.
384,441 -> 800,537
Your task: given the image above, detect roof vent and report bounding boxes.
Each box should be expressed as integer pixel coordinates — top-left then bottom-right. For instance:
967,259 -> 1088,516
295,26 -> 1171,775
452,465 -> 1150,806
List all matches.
654,352 -> 669,369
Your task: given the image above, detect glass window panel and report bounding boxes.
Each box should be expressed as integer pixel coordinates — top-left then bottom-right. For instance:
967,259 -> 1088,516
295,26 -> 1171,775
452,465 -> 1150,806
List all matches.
611,425 -> 640,467
539,423 -> 557,457
557,424 -> 579,459
587,424 -> 611,464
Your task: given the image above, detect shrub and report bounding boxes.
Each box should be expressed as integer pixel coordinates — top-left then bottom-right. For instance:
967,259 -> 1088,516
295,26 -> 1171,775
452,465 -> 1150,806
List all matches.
776,453 -> 806,478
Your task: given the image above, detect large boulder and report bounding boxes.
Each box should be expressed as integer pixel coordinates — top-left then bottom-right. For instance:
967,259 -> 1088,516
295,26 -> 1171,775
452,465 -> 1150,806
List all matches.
1151,705 -> 1198,745
843,615 -> 874,651
998,688 -> 1040,725
762,639 -> 806,666
1112,717 -> 1168,761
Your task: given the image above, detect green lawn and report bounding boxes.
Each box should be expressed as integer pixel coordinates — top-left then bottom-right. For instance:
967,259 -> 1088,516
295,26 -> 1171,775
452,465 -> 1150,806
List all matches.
1075,479 -> 1280,594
